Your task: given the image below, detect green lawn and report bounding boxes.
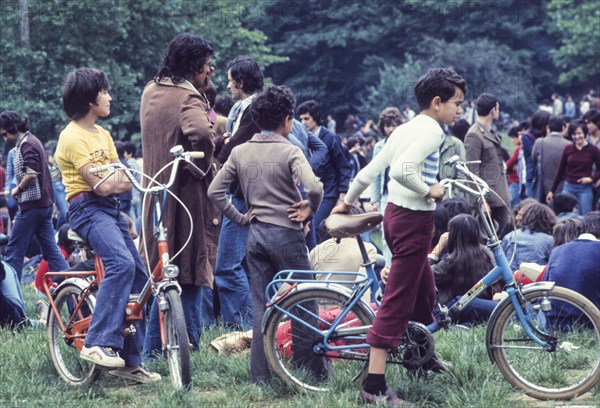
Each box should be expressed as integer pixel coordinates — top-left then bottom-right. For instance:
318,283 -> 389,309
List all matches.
1,284 -> 598,408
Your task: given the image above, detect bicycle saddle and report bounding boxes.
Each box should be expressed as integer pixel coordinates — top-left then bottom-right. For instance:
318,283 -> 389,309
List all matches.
325,212 -> 383,239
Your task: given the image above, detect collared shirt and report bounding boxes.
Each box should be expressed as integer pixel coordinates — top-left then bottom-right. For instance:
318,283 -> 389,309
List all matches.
228,94 -> 257,136
578,233 -> 599,241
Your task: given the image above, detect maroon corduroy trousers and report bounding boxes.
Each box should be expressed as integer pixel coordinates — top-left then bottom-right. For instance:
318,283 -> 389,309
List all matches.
366,203 -> 436,349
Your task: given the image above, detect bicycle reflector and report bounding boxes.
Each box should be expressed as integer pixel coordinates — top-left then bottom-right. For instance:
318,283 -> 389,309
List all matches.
164,265 -> 180,278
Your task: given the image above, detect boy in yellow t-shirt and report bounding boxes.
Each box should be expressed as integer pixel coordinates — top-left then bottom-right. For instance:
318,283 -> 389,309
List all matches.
55,68 -> 159,383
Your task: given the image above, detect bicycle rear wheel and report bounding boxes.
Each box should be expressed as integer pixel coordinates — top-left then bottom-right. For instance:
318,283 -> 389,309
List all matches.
263,289 -> 375,392
48,282 -> 99,386
487,286 -> 600,400
162,288 -> 191,389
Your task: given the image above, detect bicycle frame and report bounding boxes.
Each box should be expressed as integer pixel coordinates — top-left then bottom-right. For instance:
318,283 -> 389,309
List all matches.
263,157 -> 558,358
44,146 -> 202,351
265,234 -> 380,354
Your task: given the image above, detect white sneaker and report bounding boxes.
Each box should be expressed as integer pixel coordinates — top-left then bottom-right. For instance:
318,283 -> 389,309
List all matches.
80,345 -> 125,368
109,364 -> 162,383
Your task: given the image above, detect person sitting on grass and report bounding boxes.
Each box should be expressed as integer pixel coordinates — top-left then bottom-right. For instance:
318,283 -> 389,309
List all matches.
428,214 -> 498,324
551,192 -> 580,220
543,211 -> 600,312
207,85 -> 327,384
502,202 -> 556,272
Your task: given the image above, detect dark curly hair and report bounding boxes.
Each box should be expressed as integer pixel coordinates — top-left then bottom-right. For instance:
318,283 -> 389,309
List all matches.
377,107 -> 403,134
250,85 -> 296,131
297,100 -> 322,124
157,33 -> 213,83
520,203 -> 556,235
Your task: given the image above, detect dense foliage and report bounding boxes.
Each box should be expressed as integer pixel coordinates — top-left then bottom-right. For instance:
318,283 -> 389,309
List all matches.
0,0 -> 597,147
0,0 -> 285,145
249,0 -> 597,121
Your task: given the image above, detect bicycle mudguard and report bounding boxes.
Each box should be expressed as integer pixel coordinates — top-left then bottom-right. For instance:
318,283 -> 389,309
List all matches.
261,282 -> 375,334
485,281 -> 556,364
54,277 -> 94,296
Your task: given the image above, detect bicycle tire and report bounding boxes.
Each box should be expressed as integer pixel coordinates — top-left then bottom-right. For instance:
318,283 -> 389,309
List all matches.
487,285 -> 600,400
264,289 -> 374,392
48,282 -> 99,386
163,288 -> 192,389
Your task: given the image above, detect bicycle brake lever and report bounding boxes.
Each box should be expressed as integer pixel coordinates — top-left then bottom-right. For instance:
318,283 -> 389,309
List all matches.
185,160 -> 207,179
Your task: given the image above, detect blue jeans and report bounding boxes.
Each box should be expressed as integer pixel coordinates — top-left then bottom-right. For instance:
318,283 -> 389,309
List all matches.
199,285 -> 217,327
313,196 -> 337,234
52,181 -> 68,229
563,181 -> 593,216
68,195 -> 147,367
525,180 -> 534,199
144,284 -> 205,359
214,195 -> 252,329
508,182 -> 521,209
0,261 -> 26,328
5,205 -> 69,281
6,184 -> 18,221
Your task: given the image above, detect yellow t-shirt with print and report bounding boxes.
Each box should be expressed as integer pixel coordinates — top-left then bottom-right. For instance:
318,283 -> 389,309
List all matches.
55,121 -> 118,199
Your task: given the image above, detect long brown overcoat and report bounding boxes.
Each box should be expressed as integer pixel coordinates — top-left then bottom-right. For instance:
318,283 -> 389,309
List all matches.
139,78 -> 220,287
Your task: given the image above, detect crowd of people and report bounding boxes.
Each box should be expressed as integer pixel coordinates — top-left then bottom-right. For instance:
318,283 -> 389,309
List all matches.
0,31 -> 599,406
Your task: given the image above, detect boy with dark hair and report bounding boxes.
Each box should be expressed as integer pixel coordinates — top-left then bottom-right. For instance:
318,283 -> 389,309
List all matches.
333,67 -> 466,406
61,68 -> 110,120
55,68 -> 160,383
207,85 -> 325,384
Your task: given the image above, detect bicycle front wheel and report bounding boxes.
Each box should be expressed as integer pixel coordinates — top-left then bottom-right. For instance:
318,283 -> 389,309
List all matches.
487,285 -> 600,400
48,282 -> 99,386
162,288 -> 191,389
264,289 -> 375,392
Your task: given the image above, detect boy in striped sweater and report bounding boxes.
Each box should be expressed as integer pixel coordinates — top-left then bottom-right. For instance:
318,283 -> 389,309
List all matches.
333,68 -> 467,407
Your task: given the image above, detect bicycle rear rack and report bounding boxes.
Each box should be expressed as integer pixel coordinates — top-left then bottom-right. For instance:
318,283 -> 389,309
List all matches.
265,269 -> 368,305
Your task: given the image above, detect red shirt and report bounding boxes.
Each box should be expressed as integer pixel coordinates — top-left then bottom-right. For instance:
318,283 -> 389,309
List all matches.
506,146 -> 520,184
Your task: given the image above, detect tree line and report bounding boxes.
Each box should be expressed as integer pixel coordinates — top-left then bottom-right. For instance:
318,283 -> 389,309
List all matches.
0,0 -> 597,145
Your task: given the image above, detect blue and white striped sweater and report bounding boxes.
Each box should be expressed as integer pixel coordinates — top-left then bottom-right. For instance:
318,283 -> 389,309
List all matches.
423,133 -> 445,186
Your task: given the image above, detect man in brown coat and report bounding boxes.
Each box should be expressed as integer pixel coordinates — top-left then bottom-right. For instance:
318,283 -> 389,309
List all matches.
139,33 -> 220,357
464,93 -> 511,237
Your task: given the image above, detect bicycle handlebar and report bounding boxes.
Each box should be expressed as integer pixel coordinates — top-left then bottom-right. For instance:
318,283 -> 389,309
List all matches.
441,155 -> 491,200
90,146 -> 205,194
187,151 -> 205,159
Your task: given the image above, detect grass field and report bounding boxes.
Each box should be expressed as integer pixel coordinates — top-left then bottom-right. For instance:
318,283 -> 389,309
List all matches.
1,284 -> 599,408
